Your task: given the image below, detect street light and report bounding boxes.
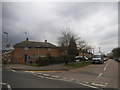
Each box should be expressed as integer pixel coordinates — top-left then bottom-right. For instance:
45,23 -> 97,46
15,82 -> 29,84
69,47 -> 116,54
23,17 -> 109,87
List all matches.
3,32 -> 8,49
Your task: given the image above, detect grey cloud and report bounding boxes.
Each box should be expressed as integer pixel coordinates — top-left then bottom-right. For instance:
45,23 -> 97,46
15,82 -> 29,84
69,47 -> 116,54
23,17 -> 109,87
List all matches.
2,2 -> 118,53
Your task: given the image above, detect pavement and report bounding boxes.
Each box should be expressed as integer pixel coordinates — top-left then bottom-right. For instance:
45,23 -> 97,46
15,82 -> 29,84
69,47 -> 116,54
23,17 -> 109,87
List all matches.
3,63 -> 83,71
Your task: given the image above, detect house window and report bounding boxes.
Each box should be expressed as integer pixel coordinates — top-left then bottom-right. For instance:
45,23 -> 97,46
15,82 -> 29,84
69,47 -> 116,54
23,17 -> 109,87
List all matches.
48,48 -> 51,51
24,47 -> 29,50
32,47 -> 36,50
32,54 -> 36,58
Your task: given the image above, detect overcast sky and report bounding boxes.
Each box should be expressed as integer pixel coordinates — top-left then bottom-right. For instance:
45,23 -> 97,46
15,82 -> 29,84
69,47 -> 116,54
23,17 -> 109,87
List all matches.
2,2 -> 118,54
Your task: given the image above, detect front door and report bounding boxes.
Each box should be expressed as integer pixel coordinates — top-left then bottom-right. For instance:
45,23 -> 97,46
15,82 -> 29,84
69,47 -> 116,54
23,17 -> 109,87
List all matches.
24,54 -> 28,62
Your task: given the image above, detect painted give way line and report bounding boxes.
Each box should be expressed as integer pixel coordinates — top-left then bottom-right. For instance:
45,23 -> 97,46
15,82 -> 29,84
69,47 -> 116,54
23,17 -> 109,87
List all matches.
0,82 -> 12,90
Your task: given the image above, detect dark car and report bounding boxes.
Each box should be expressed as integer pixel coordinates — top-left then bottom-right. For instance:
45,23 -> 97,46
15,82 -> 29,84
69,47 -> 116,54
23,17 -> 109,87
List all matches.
75,56 -> 88,62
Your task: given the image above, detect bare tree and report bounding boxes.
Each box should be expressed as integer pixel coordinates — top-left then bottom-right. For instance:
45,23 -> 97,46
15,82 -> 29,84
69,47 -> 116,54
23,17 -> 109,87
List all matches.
77,40 -> 92,53
77,40 -> 86,51
58,27 -> 80,46
84,45 -> 92,53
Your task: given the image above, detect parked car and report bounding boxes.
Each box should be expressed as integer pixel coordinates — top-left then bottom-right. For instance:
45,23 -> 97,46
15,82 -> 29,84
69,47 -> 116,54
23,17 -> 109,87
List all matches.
115,57 -> 120,62
118,57 -> 120,62
75,56 -> 88,62
113,58 -> 119,61
103,57 -> 109,61
92,54 -> 104,64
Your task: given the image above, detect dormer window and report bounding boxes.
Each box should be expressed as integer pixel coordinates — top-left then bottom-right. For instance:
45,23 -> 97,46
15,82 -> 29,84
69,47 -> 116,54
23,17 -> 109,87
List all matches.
48,48 -> 51,51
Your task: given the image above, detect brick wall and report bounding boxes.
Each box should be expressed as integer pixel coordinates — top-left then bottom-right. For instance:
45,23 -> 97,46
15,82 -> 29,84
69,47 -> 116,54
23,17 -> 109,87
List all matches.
13,47 -> 62,63
79,52 -> 92,58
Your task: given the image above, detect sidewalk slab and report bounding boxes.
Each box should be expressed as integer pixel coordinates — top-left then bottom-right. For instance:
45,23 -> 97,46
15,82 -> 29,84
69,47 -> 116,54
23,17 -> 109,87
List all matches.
4,63 -> 79,71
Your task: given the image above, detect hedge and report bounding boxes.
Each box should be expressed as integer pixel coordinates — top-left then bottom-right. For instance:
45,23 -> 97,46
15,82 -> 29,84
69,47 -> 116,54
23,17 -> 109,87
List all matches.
36,55 -> 75,66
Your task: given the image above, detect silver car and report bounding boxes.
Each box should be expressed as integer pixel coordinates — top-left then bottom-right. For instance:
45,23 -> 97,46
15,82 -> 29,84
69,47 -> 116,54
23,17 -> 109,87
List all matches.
92,54 -> 104,64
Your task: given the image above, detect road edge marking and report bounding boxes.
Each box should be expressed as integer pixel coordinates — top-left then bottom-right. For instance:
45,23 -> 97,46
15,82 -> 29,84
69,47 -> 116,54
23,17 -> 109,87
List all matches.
92,83 -> 106,87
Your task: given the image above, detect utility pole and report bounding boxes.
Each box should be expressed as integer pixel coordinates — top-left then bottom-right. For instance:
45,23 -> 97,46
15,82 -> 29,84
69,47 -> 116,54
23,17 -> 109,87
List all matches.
93,47 -> 94,54
99,47 -> 101,53
24,32 -> 27,40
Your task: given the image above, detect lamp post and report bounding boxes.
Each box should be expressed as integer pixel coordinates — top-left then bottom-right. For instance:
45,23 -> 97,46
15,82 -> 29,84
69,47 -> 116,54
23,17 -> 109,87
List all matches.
3,32 -> 8,66
4,32 -> 8,50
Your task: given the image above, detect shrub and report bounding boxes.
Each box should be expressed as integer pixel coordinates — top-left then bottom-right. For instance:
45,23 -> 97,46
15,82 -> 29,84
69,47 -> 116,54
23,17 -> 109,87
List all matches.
36,55 -> 75,66
36,57 -> 49,66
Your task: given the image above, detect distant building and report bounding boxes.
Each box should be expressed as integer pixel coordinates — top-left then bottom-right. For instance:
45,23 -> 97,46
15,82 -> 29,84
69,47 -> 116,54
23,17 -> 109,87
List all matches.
79,52 -> 93,58
11,38 -> 67,63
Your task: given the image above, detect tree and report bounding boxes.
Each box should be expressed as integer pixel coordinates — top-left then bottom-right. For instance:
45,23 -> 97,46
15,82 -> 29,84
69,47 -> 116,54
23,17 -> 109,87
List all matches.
112,47 -> 120,58
58,27 -> 80,46
77,40 -> 86,52
77,40 -> 92,53
67,37 -> 79,56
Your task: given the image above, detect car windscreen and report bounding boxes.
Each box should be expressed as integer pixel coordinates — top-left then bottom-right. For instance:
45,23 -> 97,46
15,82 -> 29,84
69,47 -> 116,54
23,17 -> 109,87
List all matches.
93,55 -> 101,58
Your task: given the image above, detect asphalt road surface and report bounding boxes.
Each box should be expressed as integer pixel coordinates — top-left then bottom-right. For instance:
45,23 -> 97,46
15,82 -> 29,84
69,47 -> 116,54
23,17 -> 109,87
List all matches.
2,68 -> 96,89
39,59 -> 119,89
1,59 -> 119,90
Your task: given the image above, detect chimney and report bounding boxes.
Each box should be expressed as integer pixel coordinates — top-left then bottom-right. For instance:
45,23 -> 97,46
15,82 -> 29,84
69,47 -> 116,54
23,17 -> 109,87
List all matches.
26,38 -> 29,41
45,40 -> 47,43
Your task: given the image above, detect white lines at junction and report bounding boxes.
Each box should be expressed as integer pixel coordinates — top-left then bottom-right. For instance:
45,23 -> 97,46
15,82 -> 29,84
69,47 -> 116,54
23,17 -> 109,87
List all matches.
0,82 -> 12,90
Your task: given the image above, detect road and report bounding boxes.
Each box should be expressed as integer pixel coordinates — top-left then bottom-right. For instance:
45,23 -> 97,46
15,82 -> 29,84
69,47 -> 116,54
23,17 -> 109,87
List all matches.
2,59 -> 119,89
2,68 -> 96,89
37,59 -> 119,89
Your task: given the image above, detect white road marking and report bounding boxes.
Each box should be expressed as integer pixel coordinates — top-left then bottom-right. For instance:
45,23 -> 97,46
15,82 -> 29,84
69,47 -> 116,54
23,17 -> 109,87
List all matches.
31,72 -> 101,89
43,74 -> 50,77
63,78 -> 66,79
99,73 -> 102,77
59,79 -> 71,82
57,78 -> 101,89
37,73 -> 43,75
7,84 -> 12,90
104,67 -> 106,71
37,75 -> 44,78
71,79 -> 74,81
51,75 -> 59,78
0,82 -> 12,90
0,82 -> 7,85
31,72 -> 35,74
11,70 -> 15,72
92,83 -> 106,87
32,73 -> 44,78
45,77 -> 57,80
75,82 -> 101,90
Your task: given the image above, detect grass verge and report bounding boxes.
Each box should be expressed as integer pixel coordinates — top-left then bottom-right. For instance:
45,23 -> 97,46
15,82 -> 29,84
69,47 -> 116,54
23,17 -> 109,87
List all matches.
66,61 -> 92,68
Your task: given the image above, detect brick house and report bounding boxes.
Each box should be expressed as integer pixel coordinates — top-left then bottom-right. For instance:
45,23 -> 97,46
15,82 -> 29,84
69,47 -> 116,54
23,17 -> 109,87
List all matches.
79,52 -> 93,58
12,38 -> 67,63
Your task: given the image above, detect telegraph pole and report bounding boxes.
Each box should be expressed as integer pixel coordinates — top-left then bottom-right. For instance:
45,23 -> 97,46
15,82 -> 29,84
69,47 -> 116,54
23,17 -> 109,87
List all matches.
99,47 -> 101,53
